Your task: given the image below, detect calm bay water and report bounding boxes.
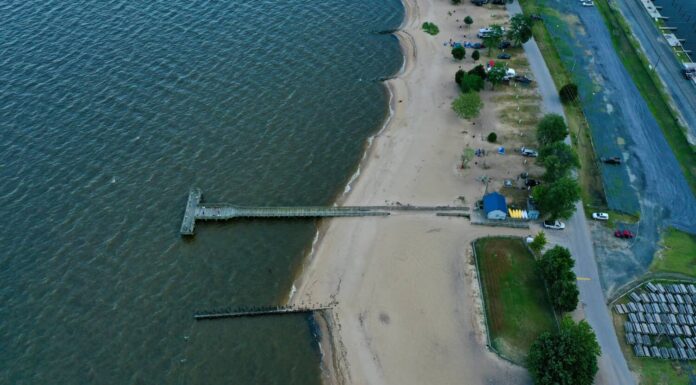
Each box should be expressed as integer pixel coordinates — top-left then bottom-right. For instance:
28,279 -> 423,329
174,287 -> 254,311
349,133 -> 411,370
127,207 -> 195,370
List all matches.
0,1 -> 403,384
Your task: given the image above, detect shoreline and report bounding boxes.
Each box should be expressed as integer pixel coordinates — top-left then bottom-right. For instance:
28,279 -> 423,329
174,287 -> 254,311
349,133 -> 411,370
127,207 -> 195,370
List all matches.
288,0 -> 532,384
286,1 -> 416,382
286,0 -> 416,305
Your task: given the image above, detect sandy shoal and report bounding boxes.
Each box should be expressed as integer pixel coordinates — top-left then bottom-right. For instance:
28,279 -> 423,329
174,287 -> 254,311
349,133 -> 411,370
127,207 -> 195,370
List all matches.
291,1 -> 533,384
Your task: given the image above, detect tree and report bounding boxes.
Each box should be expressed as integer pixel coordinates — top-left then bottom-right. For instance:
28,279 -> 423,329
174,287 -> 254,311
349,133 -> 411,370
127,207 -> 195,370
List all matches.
528,317 -> 601,385
464,16 -> 474,28
529,231 -> 547,254
536,113 -> 568,146
452,45 -> 466,60
540,142 -> 580,182
487,62 -> 507,90
455,69 -> 466,85
459,73 -> 484,93
452,92 -> 483,120
468,64 -> 486,79
422,22 -> 439,35
507,14 -> 533,47
483,24 -> 504,56
472,49 -> 480,62
538,246 -> 579,312
560,83 -> 579,104
487,132 -> 497,142
532,177 -> 580,220
451,0 -> 462,4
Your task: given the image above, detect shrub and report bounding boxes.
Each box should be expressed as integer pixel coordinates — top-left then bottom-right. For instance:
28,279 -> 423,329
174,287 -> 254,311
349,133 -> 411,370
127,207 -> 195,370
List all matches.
468,64 -> 487,79
464,16 -> 473,28
472,49 -> 480,62
487,132 -> 497,143
422,22 -> 439,35
560,83 -> 579,103
459,73 -> 484,93
451,46 -> 466,60
455,69 -> 466,85
451,0 -> 462,4
452,92 -> 483,120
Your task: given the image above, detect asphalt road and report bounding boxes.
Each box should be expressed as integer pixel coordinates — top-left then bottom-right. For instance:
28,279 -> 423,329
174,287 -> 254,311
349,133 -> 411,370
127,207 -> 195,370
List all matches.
615,0 -> 696,144
508,3 -> 637,384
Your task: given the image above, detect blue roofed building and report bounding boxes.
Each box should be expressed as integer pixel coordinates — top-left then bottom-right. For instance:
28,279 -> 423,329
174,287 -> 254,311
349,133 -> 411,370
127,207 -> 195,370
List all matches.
483,192 -> 507,220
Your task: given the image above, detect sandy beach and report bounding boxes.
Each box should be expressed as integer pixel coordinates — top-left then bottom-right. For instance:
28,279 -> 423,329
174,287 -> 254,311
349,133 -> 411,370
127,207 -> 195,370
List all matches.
290,1 -> 537,384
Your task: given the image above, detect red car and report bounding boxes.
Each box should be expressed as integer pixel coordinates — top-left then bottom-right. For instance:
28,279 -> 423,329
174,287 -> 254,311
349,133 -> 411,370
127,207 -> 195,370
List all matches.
614,230 -> 635,239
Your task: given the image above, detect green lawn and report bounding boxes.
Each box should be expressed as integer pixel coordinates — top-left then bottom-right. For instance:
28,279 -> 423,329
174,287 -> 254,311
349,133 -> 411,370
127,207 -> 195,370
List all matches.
594,0 -> 696,197
474,237 -> 557,364
651,228 -> 696,276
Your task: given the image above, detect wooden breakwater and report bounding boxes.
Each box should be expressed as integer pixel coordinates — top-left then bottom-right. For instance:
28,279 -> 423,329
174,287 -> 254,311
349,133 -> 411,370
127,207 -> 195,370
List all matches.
194,304 -> 333,321
180,188 -> 471,235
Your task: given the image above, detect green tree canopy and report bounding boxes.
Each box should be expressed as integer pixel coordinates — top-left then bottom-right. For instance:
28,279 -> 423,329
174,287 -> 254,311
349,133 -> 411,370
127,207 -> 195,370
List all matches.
540,142 -> 580,182
459,73 -> 484,93
452,92 -> 483,120
538,245 -> 579,312
529,231 -> 547,254
464,16 -> 473,28
468,64 -> 487,79
452,45 -> 466,60
536,113 -> 568,146
507,14 -> 533,47
487,63 -> 507,90
560,83 -> 579,104
483,25 -> 504,56
531,176 -> 580,220
472,49 -> 480,62
528,318 -> 601,385
455,69 -> 466,85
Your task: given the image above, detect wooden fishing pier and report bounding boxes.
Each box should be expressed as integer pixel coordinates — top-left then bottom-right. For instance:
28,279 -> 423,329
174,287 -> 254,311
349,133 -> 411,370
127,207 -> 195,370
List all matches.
193,304 -> 333,321
181,188 -> 470,235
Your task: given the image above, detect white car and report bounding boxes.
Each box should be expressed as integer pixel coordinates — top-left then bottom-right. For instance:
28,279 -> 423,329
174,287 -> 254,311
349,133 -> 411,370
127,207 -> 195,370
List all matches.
592,212 -> 609,221
543,220 -> 566,230
581,1 -> 594,6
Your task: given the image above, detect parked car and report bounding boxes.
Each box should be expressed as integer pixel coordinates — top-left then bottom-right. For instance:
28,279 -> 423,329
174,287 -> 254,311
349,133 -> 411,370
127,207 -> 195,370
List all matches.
544,220 -> 566,230
614,229 -> 635,239
683,68 -> 696,80
521,147 -> 538,157
513,75 -> 533,84
472,0 -> 489,5
525,179 -> 541,187
497,53 -> 511,59
592,212 -> 609,221
491,0 -> 506,4
498,40 -> 511,49
601,156 -> 622,165
581,1 -> 595,7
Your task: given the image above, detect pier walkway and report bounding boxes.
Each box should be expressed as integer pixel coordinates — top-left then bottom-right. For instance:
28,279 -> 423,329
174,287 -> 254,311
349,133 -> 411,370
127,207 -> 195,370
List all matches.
180,188 -> 470,235
194,304 -> 332,321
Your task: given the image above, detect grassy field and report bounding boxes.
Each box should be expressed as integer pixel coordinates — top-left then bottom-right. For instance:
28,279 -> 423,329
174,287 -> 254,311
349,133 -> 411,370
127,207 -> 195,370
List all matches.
612,310 -> 693,385
594,0 -> 696,196
650,228 -> 696,276
474,237 -> 557,364
517,0 -> 607,208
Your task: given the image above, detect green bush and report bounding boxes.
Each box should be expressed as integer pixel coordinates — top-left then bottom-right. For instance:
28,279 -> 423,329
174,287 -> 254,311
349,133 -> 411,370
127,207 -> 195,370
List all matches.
422,22 -> 439,35
459,73 -> 484,93
559,83 -> 579,104
452,92 -> 483,120
487,132 -> 497,143
472,50 -> 480,62
452,46 -> 466,60
468,64 -> 487,79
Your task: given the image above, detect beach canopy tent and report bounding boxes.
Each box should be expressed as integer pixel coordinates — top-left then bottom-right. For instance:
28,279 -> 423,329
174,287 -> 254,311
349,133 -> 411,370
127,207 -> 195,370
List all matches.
483,192 -> 507,220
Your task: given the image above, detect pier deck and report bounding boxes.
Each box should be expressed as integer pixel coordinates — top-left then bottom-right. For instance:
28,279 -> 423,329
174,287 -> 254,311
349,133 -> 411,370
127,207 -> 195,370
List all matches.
180,188 -> 470,235
194,305 -> 332,321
